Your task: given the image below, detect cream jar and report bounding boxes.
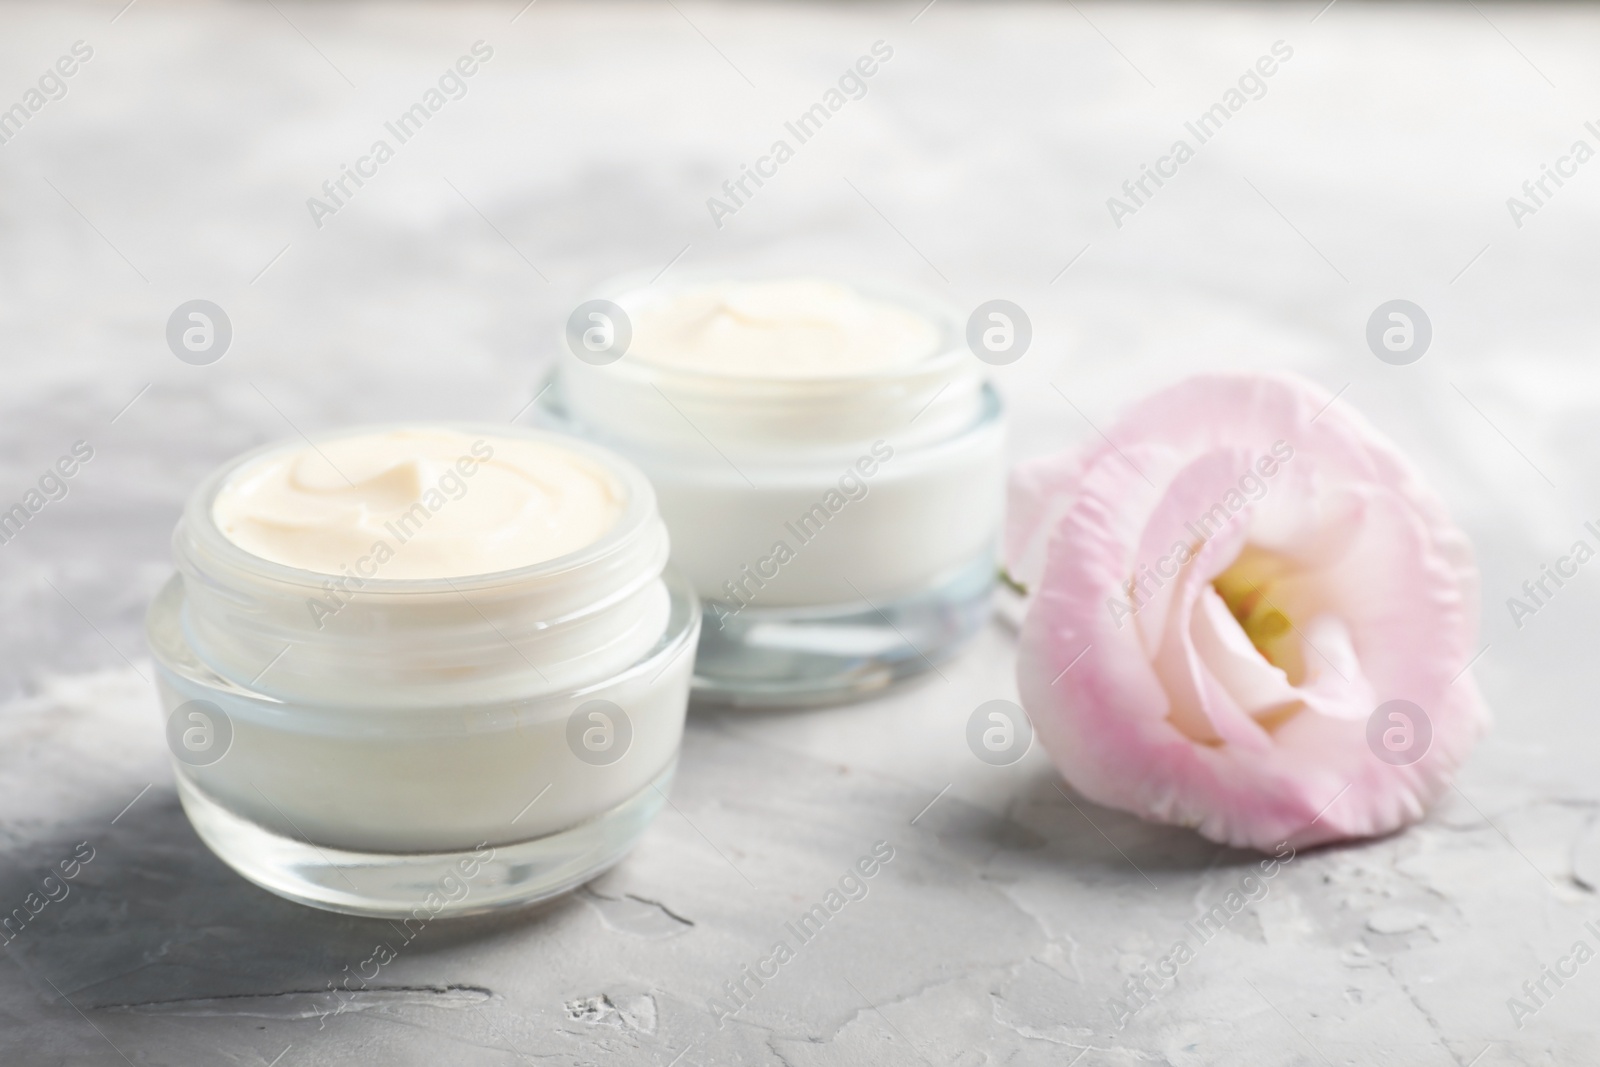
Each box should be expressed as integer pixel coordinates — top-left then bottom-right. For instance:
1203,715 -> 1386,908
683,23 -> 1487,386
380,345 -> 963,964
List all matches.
539,276 -> 1003,705
146,425 -> 698,917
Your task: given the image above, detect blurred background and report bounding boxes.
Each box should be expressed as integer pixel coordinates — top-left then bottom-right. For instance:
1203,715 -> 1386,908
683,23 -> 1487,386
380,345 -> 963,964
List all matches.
2,2 -> 1598,1064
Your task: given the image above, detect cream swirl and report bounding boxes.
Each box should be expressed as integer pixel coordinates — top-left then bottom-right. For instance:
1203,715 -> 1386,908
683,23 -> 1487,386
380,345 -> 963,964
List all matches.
628,278 -> 940,378
212,427 -> 625,579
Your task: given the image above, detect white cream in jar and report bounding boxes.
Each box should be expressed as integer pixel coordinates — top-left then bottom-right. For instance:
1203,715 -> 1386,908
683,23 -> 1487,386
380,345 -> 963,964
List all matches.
212,428 -> 625,579
626,278 -> 940,378
147,425 -> 699,916
546,276 -> 1004,705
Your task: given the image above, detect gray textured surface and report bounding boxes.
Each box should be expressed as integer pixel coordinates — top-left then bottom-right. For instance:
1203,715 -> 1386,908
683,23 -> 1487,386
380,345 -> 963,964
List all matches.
2,1 -> 1598,1063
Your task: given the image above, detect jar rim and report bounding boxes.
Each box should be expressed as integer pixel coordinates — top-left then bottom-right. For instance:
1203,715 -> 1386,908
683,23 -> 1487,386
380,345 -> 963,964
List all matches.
147,564 -> 702,724
539,372 -> 1004,466
178,421 -> 662,594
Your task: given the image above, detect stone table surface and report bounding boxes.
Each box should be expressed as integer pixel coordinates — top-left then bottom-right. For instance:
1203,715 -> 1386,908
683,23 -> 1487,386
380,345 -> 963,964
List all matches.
3,1 -> 1599,1064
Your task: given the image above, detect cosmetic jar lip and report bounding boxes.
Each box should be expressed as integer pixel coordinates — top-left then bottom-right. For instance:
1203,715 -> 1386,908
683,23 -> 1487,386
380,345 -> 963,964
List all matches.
543,371 -> 1002,468
174,422 -> 671,707
562,271 -> 985,455
148,561 -> 701,735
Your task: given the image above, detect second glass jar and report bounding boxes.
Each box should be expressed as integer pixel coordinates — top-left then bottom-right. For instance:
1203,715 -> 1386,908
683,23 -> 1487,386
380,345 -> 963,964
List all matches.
540,275 -> 1004,706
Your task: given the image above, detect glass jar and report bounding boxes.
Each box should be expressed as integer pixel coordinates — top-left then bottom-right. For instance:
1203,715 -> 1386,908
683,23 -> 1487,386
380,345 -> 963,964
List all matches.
540,275 -> 1003,706
146,424 -> 699,917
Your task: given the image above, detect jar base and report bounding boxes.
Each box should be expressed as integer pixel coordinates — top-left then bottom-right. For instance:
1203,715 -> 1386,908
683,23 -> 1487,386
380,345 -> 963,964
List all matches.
691,554 -> 994,708
175,760 -> 676,918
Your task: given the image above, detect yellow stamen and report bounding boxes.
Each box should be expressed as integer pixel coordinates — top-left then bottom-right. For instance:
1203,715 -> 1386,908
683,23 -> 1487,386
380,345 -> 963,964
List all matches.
1212,547 -> 1305,684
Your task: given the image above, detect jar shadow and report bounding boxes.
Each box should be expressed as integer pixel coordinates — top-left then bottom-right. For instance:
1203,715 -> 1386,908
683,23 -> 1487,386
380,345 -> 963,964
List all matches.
0,783 -> 580,1016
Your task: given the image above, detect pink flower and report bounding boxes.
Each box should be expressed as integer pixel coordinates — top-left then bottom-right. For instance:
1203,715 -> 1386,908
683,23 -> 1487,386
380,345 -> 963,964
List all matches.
1008,374 -> 1488,851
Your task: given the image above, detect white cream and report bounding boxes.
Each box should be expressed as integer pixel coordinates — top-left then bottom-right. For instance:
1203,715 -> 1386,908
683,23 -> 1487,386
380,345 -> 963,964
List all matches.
630,278 -> 941,378
212,427 -> 624,580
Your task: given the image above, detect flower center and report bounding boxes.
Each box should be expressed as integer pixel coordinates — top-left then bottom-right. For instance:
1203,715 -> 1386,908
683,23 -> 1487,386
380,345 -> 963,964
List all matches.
1212,546 -> 1306,685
